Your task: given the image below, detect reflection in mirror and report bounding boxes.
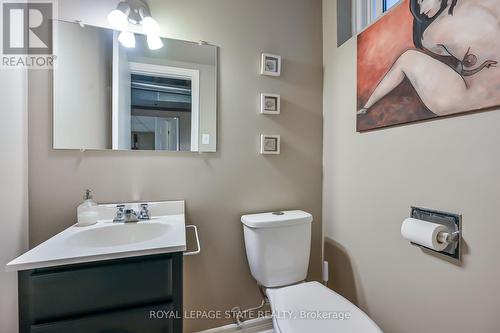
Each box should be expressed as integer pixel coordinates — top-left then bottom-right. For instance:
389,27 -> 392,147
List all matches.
53,21 -> 217,152
337,0 -> 401,47
130,74 -> 191,151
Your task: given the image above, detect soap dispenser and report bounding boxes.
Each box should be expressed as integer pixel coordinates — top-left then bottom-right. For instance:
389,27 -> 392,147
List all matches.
76,189 -> 98,227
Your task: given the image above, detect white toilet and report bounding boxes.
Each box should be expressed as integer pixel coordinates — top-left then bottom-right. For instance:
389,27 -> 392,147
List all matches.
241,210 -> 383,333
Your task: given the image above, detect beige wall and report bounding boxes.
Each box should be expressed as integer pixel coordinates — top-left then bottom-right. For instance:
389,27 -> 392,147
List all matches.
28,0 -> 323,332
323,1 -> 500,332
54,22 -> 112,150
0,70 -> 29,332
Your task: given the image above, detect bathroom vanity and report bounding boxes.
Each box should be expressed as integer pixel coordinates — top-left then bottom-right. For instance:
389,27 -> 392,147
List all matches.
17,253 -> 182,333
7,201 -> 187,333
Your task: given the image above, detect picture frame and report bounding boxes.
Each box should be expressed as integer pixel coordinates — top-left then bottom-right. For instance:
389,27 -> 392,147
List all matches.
356,0 -> 500,131
260,53 -> 281,76
260,93 -> 281,114
260,134 -> 281,155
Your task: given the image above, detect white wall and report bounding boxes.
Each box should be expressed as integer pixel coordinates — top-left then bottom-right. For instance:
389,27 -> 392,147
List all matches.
323,1 -> 500,332
0,70 -> 29,332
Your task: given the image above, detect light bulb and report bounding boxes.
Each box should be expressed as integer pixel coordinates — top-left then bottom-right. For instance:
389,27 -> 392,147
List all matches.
142,16 -> 160,35
107,9 -> 128,31
118,31 -> 136,48
147,35 -> 163,50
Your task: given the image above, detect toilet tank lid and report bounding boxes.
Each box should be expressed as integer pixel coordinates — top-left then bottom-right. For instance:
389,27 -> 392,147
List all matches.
241,210 -> 313,228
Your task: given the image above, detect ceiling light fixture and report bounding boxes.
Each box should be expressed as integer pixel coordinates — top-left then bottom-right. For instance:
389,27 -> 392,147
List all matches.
107,0 -> 163,50
142,16 -> 160,35
118,31 -> 136,48
107,2 -> 130,31
147,35 -> 163,50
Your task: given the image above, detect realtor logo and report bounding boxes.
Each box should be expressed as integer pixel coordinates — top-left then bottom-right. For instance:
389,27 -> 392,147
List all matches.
1,0 -> 56,68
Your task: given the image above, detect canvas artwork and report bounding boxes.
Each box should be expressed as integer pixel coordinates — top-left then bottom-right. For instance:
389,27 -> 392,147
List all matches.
357,0 -> 500,131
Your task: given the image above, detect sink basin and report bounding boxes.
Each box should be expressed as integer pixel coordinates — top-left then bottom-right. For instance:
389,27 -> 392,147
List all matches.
66,223 -> 171,248
6,201 -> 187,272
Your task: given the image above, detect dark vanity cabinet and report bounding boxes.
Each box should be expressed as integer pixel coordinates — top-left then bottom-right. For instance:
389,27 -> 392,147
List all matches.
18,253 -> 183,333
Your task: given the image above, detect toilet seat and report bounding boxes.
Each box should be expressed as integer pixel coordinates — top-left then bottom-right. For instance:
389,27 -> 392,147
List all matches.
266,282 -> 383,333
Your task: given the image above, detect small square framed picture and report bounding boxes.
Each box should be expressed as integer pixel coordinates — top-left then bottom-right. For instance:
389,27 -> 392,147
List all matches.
260,134 -> 281,155
260,93 -> 281,114
260,53 -> 281,76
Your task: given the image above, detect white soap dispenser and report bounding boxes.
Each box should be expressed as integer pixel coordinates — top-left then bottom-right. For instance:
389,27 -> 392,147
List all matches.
76,189 -> 98,227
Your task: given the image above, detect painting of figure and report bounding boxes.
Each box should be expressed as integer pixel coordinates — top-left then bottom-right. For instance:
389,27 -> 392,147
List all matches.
357,0 -> 500,131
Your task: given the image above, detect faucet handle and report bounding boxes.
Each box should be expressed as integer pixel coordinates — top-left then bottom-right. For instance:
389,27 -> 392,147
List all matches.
113,204 -> 126,222
138,203 -> 150,220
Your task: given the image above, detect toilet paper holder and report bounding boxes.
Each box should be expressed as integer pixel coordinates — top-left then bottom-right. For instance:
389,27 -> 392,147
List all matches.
409,207 -> 462,262
436,229 -> 460,244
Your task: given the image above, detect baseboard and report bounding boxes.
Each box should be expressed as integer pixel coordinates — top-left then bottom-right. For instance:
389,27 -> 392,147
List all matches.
195,316 -> 274,333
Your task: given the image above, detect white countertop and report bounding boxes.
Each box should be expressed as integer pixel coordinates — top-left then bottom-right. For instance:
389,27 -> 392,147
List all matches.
6,201 -> 187,272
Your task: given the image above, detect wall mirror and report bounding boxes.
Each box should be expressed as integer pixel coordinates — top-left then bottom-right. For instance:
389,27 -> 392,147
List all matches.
53,20 -> 217,152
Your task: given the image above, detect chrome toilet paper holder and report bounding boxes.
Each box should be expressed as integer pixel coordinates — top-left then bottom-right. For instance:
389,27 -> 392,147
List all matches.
410,207 -> 462,263
436,229 -> 460,244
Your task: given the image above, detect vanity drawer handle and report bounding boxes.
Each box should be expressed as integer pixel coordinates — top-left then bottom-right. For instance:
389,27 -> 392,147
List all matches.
184,225 -> 201,256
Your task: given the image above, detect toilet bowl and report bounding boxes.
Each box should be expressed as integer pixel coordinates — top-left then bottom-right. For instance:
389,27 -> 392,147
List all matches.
241,211 -> 383,333
266,282 -> 382,333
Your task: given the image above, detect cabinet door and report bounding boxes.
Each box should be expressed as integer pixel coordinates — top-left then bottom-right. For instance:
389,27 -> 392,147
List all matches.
30,303 -> 175,333
22,255 -> 173,322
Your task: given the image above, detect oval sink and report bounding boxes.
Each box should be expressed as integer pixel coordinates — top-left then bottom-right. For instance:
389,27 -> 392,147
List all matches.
66,223 -> 170,248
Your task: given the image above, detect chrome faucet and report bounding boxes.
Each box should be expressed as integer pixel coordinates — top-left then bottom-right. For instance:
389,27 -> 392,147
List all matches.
124,209 -> 139,223
113,203 -> 150,223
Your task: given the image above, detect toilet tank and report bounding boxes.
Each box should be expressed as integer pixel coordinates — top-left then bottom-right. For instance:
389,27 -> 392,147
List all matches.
241,211 -> 313,288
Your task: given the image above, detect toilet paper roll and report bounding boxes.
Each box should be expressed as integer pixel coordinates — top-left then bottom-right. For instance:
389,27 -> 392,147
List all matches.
401,218 -> 448,252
